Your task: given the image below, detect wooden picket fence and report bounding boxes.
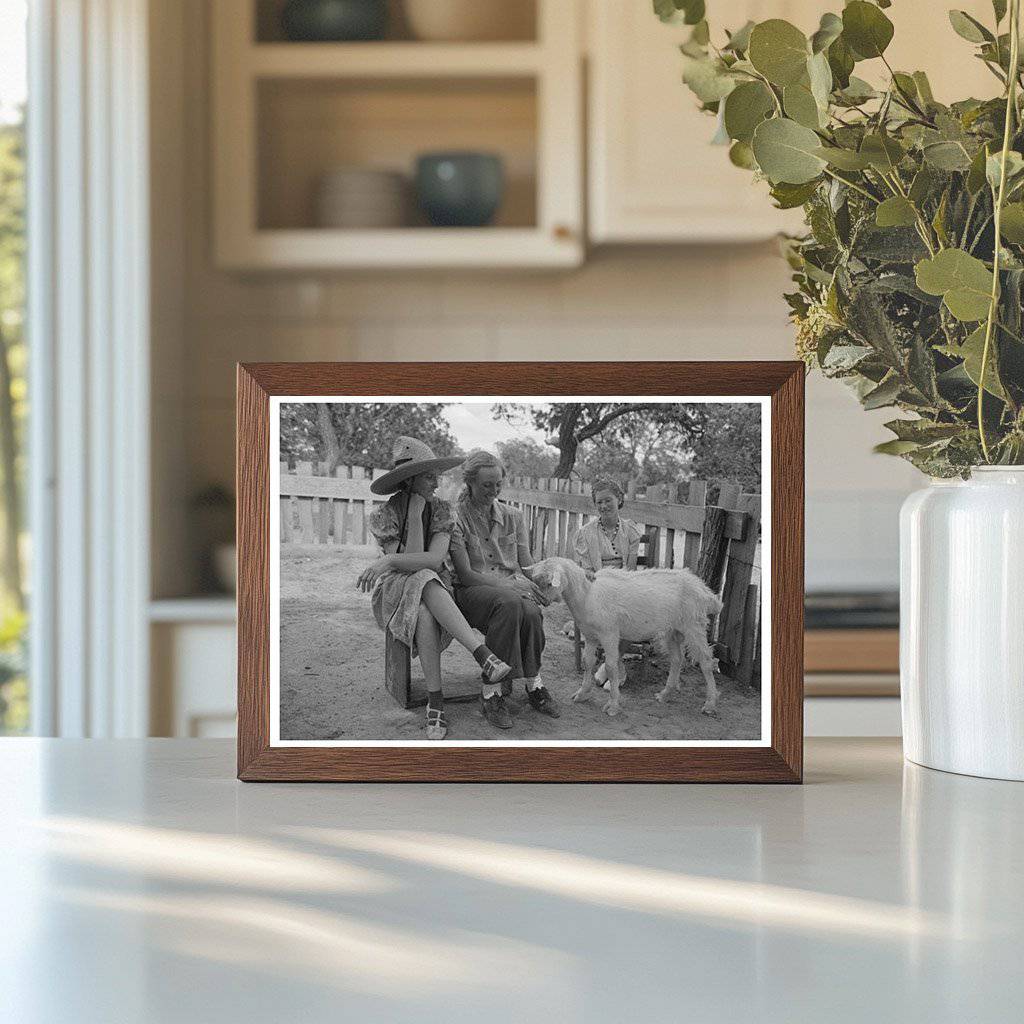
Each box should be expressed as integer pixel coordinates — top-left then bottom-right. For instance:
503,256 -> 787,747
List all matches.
279,462 -> 762,689
501,475 -> 762,687
278,461 -> 386,545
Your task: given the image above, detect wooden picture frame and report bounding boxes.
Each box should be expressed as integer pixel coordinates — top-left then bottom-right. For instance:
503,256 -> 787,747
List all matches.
237,362 -> 804,782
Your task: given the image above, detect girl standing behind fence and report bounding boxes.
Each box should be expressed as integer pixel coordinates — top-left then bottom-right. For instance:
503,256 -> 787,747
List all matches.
356,437 -> 513,741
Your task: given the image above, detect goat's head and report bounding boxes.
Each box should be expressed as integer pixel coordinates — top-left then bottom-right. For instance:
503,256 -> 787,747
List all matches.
524,557 -> 573,603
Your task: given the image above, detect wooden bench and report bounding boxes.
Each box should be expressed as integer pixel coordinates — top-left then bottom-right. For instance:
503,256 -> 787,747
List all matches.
383,631 -> 485,709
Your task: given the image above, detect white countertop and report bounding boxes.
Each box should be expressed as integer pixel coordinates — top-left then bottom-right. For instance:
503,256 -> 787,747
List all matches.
2,738 -> 1021,1023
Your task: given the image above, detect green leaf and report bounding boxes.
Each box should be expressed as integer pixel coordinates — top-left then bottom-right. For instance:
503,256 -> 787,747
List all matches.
874,439 -> 921,455
681,55 -> 737,103
681,0 -> 705,25
748,19 -> 810,87
689,20 -> 710,46
860,133 -> 905,172
967,143 -> 993,193
1000,202 -> 1024,242
932,190 -> 950,247
836,75 -> 877,105
993,1 -> 1008,24
909,165 -> 936,205
728,140 -> 758,169
892,72 -> 919,102
723,81 -> 775,143
915,249 -> 994,321
986,150 -> 1024,190
654,0 -> 705,25
923,141 -> 973,171
959,325 -> 1007,398
912,71 -> 935,105
752,117 -> 827,184
814,146 -> 872,170
783,83 -> 822,128
884,419 -> 963,443
810,12 -> 843,54
724,20 -> 755,53
842,1 -> 894,60
875,196 -> 918,228
948,10 -> 993,44
827,35 -> 855,89
862,374 -> 902,410
653,0 -> 676,23
770,179 -> 820,209
807,51 -> 833,110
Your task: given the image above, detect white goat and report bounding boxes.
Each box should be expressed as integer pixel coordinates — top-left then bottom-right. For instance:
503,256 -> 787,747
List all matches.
528,556 -> 723,718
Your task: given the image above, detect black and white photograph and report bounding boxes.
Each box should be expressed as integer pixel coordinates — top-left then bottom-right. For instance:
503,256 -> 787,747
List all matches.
270,397 -> 769,745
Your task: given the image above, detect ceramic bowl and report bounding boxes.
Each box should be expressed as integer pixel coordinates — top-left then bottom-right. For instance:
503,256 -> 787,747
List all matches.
315,168 -> 409,228
403,0 -> 534,42
414,152 -> 504,227
280,0 -> 388,42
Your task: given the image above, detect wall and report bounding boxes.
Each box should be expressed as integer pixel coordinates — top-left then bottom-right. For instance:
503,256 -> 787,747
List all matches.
151,0 -> 920,598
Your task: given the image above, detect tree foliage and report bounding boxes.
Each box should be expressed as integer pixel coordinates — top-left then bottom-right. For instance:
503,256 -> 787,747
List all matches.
279,402 -> 459,469
663,0 -> 1024,474
495,436 -> 559,479
689,403 -> 762,490
493,402 -> 707,480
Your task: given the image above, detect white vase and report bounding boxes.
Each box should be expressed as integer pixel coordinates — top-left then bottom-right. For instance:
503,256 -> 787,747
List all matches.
900,467 -> 1024,780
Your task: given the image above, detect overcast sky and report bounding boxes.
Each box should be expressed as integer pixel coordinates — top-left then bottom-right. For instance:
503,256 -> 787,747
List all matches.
442,403 -> 548,453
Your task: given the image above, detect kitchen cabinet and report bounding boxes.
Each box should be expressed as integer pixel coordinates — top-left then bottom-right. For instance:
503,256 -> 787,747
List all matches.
211,0 -> 584,269
587,0 -> 999,244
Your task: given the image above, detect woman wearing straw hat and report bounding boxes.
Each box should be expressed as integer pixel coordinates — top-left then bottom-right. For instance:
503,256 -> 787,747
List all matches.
358,437 -> 512,741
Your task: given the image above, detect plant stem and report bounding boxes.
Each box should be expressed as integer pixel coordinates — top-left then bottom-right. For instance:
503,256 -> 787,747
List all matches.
821,167 -> 879,203
979,0 -> 1021,463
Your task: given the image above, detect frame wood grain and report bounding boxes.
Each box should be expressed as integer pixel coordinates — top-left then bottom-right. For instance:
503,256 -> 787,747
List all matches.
237,362 -> 804,782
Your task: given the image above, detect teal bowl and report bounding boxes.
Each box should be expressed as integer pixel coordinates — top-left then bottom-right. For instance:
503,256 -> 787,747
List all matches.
281,0 -> 387,42
415,152 -> 505,228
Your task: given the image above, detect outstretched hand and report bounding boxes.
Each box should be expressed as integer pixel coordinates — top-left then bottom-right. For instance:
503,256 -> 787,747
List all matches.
511,575 -> 549,607
356,556 -> 392,593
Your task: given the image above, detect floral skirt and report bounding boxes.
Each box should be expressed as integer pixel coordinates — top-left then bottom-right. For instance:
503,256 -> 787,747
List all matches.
371,568 -> 454,658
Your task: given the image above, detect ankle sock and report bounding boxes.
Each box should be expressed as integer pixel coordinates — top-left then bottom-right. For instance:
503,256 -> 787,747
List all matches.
524,676 -> 542,691
472,644 -> 495,668
427,691 -> 444,710
481,683 -> 500,700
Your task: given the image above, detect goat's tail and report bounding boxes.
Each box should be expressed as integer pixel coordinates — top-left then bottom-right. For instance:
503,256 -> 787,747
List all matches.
685,574 -> 723,622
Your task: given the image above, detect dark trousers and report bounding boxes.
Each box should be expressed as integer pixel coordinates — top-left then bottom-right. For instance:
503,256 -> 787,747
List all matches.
455,584 -> 545,680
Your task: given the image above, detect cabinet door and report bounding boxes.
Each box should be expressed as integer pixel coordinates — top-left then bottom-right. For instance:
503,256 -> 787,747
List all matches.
588,1 -> 1003,245
588,1 -> 813,243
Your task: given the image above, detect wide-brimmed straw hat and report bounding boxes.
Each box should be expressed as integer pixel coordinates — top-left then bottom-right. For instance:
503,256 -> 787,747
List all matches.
370,436 -> 465,495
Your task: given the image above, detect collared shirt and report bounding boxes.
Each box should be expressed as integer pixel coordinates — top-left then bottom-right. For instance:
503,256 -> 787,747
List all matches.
450,493 -> 530,580
573,516 -> 644,573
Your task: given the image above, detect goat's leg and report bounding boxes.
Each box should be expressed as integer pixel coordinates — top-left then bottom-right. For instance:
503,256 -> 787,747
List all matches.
656,632 -> 684,704
601,633 -> 623,716
696,640 -> 719,716
572,639 -> 600,704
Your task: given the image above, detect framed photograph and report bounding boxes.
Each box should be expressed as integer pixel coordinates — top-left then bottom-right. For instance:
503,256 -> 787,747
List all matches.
237,362 -> 803,782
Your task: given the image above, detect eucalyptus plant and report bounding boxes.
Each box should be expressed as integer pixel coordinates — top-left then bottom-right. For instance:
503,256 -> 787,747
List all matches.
658,0 -> 1024,474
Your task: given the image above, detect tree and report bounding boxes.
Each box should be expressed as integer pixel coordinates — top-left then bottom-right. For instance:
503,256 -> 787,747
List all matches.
495,436 -> 558,479
493,402 -> 705,479
689,403 -> 762,492
280,402 -> 459,470
0,114 -> 25,610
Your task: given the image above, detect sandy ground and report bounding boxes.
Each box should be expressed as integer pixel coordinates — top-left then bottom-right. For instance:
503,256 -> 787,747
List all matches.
279,545 -> 762,742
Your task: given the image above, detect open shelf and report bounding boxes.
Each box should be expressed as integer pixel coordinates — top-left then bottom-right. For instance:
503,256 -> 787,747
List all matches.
257,76 -> 537,232
254,0 -> 538,45
248,41 -> 544,78
213,0 -> 581,268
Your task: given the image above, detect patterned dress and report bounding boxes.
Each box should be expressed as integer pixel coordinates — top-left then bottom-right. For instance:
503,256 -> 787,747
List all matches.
367,493 -> 456,656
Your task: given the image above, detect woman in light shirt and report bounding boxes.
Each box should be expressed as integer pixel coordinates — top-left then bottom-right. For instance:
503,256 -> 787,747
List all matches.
572,479 -> 644,686
573,479 -> 644,574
